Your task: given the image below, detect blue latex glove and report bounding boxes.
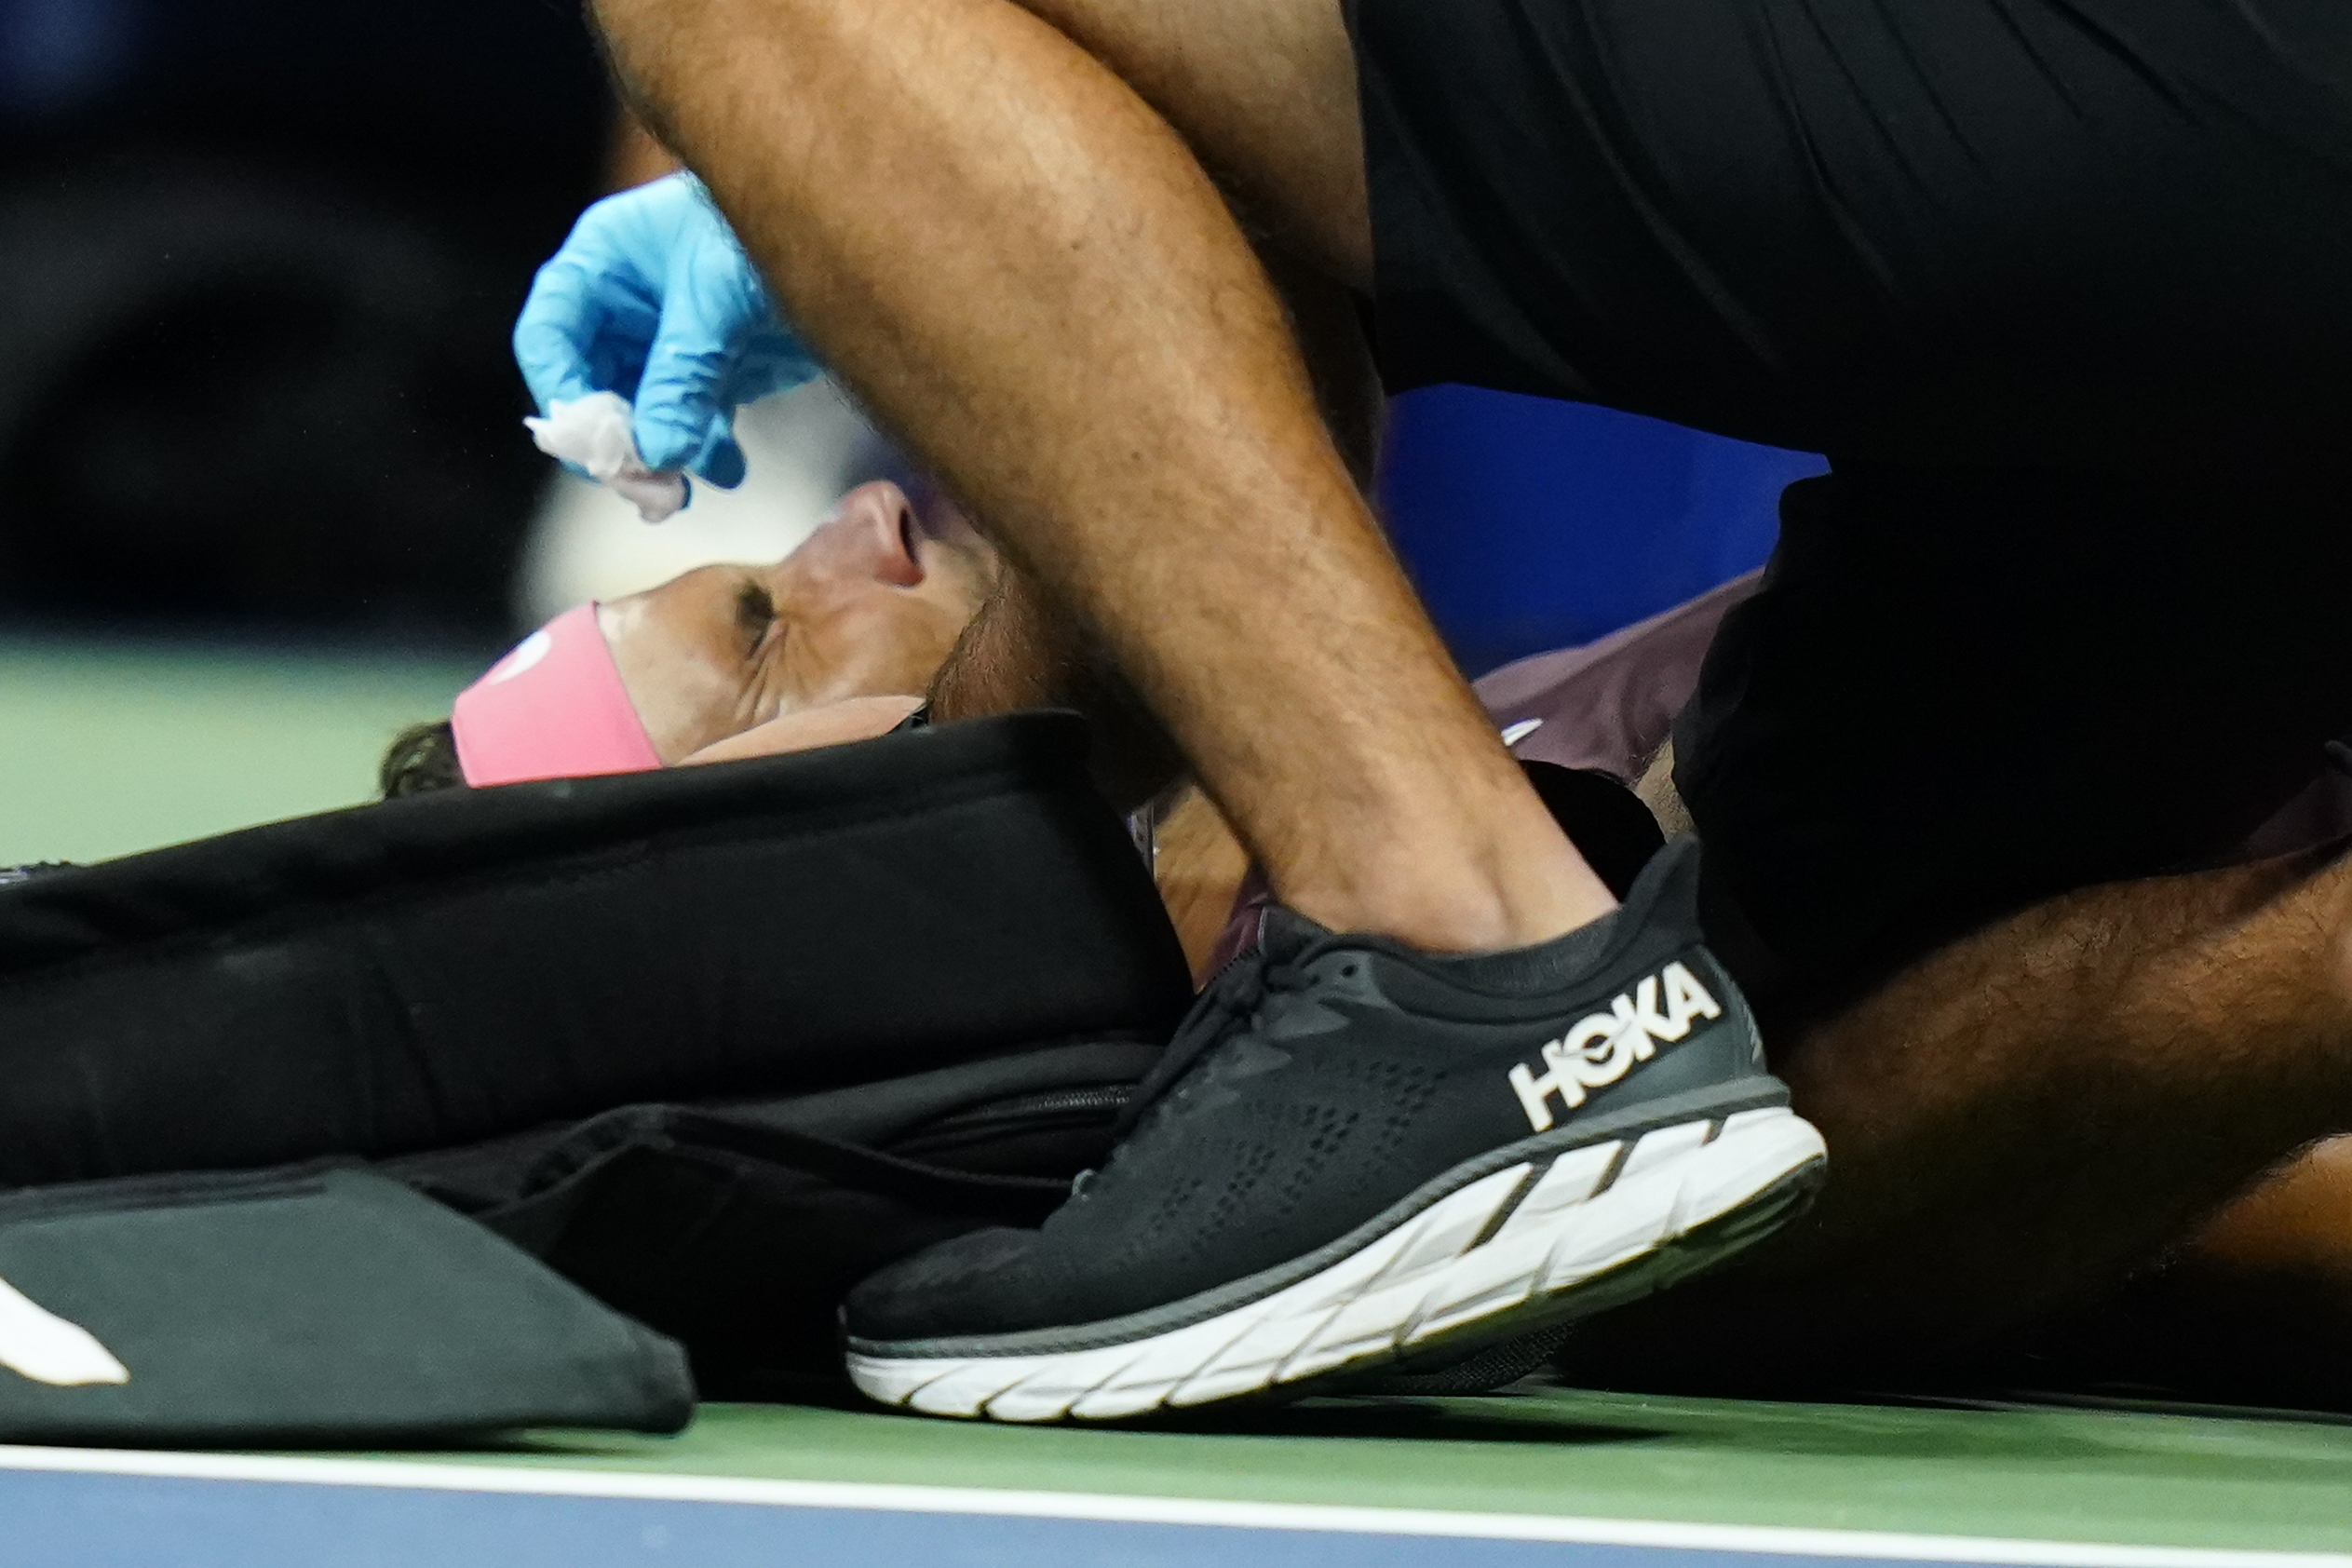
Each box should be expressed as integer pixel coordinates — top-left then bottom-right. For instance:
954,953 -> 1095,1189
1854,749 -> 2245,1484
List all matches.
512,171 -> 820,492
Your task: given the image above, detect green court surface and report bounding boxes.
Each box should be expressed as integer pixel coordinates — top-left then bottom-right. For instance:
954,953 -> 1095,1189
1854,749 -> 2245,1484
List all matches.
0,635 -> 480,865
416,1386 -> 2352,1553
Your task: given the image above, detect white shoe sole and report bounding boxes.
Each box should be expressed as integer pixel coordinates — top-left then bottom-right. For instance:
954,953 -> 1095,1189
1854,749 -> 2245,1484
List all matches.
847,1104 -> 1827,1423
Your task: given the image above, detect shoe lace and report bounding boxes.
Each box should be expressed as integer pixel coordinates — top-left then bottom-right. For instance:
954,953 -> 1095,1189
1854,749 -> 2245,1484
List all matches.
1108,945 -> 1315,1143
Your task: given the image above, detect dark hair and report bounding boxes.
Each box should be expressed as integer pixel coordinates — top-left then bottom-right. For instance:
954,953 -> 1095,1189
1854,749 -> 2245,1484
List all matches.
379,720 -> 466,798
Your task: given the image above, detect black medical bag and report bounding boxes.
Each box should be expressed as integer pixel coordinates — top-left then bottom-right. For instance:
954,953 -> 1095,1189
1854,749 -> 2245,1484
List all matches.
0,712 -> 1189,1443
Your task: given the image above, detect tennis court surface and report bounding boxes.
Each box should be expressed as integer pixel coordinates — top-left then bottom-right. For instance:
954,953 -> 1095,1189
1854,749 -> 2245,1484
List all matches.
7,1386 -> 2352,1567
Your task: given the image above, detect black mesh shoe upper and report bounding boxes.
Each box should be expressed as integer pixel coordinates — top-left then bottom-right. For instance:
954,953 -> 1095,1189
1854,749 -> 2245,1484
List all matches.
847,837 -> 1781,1347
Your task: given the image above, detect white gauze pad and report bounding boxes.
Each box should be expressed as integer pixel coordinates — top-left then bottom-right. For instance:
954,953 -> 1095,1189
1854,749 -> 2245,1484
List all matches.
524,392 -> 690,523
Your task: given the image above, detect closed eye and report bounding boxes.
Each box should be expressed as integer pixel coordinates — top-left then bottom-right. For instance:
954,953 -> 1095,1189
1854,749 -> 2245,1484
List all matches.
735,579 -> 778,656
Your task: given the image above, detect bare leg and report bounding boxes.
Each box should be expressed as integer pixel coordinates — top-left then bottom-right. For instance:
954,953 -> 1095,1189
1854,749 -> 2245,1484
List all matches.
2007,1134 -> 2352,1408
1001,0 -> 1386,483
927,563 -> 1183,809
1560,845 -> 2352,1385
2189,1133 -> 2352,1284
1255,245 -> 1384,493
592,0 -> 1611,953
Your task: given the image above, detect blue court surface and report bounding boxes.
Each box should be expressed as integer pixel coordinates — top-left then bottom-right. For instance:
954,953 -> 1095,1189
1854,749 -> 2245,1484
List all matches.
6,1387 -> 2352,1568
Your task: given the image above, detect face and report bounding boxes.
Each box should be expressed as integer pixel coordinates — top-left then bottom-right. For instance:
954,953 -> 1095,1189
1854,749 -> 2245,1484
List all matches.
595,480 -> 996,764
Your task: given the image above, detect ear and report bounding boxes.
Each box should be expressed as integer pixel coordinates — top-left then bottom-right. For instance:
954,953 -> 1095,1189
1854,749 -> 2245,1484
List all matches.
677,695 -> 925,766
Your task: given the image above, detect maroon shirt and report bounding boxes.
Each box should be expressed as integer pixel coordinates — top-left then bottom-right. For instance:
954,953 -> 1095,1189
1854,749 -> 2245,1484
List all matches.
1477,571 -> 1757,782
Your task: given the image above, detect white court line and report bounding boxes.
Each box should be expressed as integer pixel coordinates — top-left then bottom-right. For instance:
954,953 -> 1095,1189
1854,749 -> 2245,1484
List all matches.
0,1444 -> 2345,1568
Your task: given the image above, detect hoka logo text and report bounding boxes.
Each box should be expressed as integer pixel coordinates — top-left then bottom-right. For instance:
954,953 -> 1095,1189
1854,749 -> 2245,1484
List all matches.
1507,962 -> 1722,1132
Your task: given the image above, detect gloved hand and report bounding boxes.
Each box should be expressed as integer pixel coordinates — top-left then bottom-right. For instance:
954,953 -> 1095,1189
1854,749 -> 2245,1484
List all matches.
512,171 -> 820,493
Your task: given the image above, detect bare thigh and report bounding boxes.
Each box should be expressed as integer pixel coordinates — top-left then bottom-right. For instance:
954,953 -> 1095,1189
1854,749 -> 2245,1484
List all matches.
1007,0 -> 1372,288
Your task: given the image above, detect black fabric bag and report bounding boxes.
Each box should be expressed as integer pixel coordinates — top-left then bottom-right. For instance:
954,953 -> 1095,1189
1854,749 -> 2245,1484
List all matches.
0,712 -> 1191,1440
0,711 -> 1191,1186
0,1038 -> 1155,1442
0,1040 -> 1158,1444
388,1037 -> 1159,1398
0,1165 -> 694,1444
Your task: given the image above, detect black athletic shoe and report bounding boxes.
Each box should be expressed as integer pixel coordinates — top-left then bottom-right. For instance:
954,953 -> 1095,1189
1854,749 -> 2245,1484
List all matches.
845,836 -> 1826,1422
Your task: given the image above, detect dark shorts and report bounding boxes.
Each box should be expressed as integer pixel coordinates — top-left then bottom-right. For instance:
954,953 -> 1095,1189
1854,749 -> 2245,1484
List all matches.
1346,0 -> 2352,1015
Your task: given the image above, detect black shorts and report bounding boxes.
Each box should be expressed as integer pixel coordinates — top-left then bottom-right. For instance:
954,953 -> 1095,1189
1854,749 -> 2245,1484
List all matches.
1347,0 -> 2352,1015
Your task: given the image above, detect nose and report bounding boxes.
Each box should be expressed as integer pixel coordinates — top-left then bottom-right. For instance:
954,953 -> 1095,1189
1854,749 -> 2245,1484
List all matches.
825,480 -> 925,588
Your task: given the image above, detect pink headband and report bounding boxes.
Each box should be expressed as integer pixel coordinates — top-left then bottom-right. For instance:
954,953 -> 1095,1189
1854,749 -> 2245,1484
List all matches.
450,604 -> 664,786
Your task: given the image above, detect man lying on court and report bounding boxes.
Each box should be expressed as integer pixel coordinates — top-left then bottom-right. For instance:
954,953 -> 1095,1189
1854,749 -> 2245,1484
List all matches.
506,0 -> 2352,1419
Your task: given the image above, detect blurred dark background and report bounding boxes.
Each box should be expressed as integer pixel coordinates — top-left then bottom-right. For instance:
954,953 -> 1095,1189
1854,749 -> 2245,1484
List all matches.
0,0 -> 610,640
